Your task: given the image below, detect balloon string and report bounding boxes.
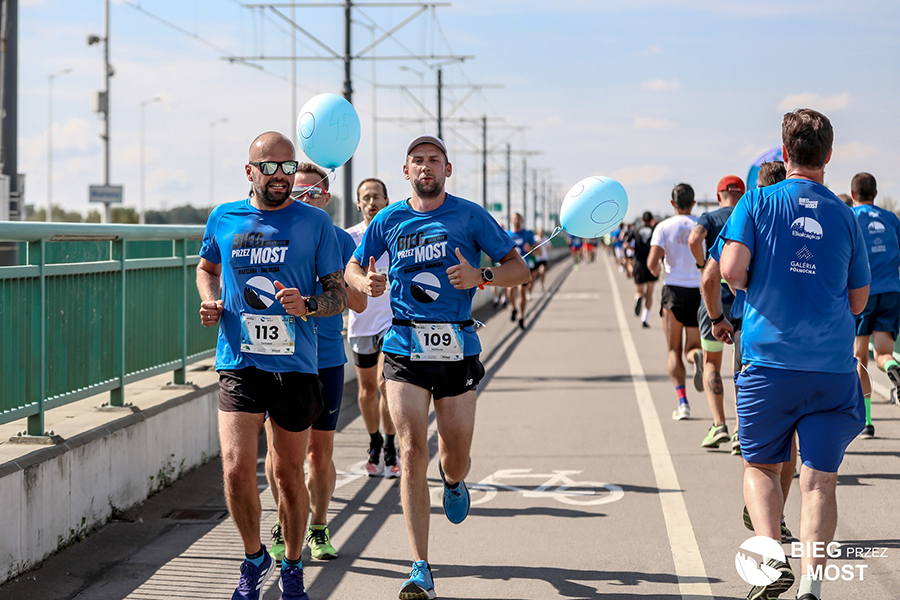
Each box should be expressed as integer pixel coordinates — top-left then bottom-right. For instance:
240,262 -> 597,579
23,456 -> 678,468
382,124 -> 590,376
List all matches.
522,226 -> 563,259
858,360 -> 875,399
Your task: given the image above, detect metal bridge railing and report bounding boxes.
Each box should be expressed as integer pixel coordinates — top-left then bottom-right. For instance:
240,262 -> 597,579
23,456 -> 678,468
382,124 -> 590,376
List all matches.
0,222 -> 217,436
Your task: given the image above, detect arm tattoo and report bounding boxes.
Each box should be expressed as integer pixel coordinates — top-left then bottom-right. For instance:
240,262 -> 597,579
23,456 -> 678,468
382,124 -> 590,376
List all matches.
313,270 -> 348,317
692,224 -> 707,235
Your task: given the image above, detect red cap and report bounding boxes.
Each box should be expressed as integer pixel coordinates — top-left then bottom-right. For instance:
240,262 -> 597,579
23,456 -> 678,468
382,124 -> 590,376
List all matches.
717,175 -> 745,194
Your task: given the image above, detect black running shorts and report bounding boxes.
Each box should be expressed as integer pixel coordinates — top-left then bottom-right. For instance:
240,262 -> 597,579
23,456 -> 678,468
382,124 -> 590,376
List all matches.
383,353 -> 485,400
660,284 -> 701,327
218,367 -> 323,432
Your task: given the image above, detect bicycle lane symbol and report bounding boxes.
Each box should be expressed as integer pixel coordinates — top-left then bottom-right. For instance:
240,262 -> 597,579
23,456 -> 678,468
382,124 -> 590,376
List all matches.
430,469 -> 624,507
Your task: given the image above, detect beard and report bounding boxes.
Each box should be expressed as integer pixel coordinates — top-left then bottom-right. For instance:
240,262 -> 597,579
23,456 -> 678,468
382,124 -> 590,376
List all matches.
412,176 -> 444,199
254,180 -> 291,207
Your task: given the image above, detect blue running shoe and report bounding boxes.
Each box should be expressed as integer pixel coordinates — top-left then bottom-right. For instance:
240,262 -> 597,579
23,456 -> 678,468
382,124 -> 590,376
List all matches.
232,546 -> 275,600
399,560 -> 436,600
279,563 -> 310,600
438,461 -> 469,524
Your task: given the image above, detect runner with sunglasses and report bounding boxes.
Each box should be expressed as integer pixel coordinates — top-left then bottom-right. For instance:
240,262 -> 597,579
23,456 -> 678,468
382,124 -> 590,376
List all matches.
197,132 -> 347,600
346,135 -> 530,600
263,163 -> 368,565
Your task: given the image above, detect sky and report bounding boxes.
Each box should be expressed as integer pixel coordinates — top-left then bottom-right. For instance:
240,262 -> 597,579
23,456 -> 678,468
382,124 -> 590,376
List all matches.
17,0 -> 900,226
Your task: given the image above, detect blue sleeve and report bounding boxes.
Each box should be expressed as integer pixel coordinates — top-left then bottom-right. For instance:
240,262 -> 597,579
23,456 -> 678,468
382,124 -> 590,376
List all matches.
848,216 -> 871,290
339,229 -> 357,268
697,212 -> 711,231
315,216 -> 343,278
475,209 -> 516,261
352,211 -> 388,265
199,208 -> 222,264
721,193 -> 756,256
525,231 -> 536,247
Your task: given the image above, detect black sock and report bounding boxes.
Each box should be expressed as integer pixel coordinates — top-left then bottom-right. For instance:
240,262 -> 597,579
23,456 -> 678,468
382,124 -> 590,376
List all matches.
282,557 -> 302,568
369,432 -> 383,450
384,434 -> 395,451
246,546 -> 265,566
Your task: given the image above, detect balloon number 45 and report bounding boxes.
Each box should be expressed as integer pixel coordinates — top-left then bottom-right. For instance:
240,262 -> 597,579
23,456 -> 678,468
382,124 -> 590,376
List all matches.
559,176 -> 628,239
297,93 -> 361,170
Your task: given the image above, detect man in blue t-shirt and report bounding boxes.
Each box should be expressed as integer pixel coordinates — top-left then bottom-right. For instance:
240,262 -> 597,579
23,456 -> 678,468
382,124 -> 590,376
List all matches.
262,163 -> 367,564
197,132 -> 347,600
720,109 -> 869,600
506,212 -> 535,330
688,175 -> 743,451
851,172 -> 900,439
346,135 -> 529,600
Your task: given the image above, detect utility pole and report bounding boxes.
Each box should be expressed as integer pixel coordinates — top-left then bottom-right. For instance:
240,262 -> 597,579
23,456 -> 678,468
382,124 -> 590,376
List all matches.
231,1 -> 467,228
505,143 -> 511,226
481,115 -> 487,210
88,0 -> 113,222
521,156 -> 527,227
436,66 -> 442,139
0,0 -> 20,266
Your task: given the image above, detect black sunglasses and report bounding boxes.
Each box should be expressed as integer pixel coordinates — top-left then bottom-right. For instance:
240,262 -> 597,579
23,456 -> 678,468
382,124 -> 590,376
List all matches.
250,161 -> 299,176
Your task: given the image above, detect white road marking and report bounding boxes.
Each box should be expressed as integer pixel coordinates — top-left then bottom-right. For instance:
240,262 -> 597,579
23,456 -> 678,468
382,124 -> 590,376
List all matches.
604,257 -> 714,599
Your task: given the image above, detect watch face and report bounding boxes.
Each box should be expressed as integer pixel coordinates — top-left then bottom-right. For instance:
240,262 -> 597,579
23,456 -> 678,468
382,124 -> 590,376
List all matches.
307,297 -> 318,313
483,268 -> 493,282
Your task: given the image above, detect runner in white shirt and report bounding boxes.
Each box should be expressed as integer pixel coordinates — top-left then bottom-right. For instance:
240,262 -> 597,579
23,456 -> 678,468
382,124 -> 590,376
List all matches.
647,183 -> 704,421
346,178 -> 399,478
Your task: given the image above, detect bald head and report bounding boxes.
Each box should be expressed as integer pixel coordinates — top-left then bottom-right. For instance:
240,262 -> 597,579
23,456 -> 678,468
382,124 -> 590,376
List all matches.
249,131 -> 295,161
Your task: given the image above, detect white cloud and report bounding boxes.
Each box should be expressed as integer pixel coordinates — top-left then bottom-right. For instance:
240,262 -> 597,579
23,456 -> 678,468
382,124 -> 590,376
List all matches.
641,45 -> 662,56
610,165 -> 672,187
641,79 -> 681,91
633,117 -> 674,130
833,141 -> 878,161
777,93 -> 851,112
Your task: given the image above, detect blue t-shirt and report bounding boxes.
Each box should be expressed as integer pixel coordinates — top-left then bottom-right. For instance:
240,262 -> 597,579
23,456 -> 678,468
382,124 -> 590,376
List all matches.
507,228 -> 536,256
200,199 -> 343,374
353,194 -> 515,357
610,229 -> 622,248
569,236 -> 583,248
720,179 -> 870,373
852,204 -> 900,296
314,225 -> 357,369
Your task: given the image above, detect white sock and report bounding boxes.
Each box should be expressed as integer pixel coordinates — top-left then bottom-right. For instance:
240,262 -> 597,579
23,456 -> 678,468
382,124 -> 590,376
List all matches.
797,574 -> 822,598
641,308 -> 649,322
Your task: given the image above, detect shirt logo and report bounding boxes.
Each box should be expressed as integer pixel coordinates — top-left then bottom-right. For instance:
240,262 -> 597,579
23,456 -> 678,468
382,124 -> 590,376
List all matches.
868,221 -> 885,234
410,271 -> 441,304
799,198 -> 818,209
790,246 -> 816,275
871,237 -> 886,254
790,217 -> 823,240
244,276 -> 276,309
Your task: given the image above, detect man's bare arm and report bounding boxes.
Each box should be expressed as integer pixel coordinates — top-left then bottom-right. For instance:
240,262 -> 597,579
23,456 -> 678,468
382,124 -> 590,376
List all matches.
196,258 -> 224,326
849,285 -> 869,315
720,240 -> 751,290
688,224 -> 707,267
314,270 -> 349,317
647,245 -> 665,277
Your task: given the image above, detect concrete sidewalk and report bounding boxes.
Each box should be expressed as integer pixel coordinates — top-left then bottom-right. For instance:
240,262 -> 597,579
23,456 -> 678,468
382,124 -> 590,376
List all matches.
1,254 -> 898,600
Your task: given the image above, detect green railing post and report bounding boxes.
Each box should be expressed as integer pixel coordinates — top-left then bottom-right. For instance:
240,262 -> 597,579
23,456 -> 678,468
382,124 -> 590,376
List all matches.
26,240 -> 46,436
110,239 -> 126,406
174,238 -> 187,385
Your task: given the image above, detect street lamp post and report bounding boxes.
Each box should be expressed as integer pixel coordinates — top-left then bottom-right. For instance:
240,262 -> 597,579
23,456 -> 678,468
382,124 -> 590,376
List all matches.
209,118 -> 228,214
47,68 -> 72,222
139,96 -> 162,225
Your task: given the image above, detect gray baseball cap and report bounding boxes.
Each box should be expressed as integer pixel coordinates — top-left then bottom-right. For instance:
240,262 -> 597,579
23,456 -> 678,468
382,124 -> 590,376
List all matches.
406,135 -> 448,159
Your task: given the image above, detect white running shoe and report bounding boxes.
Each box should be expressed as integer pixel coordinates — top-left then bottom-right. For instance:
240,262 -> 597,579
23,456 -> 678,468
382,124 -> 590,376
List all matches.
672,403 -> 691,421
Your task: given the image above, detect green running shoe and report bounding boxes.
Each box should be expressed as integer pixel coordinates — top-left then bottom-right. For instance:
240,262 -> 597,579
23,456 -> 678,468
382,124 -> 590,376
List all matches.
270,521 -> 285,562
731,432 -> 742,456
306,525 -> 338,560
742,506 -> 797,543
746,558 -> 794,600
701,424 -> 730,448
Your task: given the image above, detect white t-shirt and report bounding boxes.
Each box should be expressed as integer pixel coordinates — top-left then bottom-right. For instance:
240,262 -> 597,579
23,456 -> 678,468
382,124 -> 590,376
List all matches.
649,214 -> 701,288
346,220 -> 393,337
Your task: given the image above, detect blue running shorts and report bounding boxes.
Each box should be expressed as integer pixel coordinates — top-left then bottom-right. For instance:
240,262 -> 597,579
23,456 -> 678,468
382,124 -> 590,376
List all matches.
311,364 -> 345,432
855,291 -> 900,339
736,364 -> 865,472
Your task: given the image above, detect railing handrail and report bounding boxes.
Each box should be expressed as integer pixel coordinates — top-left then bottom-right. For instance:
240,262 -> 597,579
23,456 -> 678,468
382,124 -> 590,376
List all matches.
0,222 -> 205,242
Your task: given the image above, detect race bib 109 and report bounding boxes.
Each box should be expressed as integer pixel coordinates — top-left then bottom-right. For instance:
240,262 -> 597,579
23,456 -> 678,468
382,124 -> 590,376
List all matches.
410,323 -> 463,361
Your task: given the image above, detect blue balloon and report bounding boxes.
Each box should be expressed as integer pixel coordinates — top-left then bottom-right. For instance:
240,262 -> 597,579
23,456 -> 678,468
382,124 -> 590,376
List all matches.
746,146 -> 783,190
560,176 -> 628,238
296,93 -> 361,169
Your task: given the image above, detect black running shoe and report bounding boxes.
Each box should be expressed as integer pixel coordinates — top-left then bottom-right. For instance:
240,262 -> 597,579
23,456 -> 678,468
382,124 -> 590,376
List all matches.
510,309 -> 518,322
634,296 -> 643,316
888,364 -> 900,393
746,558 -> 794,600
859,424 -> 875,439
641,321 -> 650,329
518,318 -> 525,330
796,594 -> 819,600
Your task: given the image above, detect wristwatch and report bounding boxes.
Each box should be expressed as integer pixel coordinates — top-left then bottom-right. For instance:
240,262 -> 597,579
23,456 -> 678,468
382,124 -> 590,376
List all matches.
304,296 -> 318,316
710,313 -> 726,325
481,268 -> 494,284
696,260 -> 707,270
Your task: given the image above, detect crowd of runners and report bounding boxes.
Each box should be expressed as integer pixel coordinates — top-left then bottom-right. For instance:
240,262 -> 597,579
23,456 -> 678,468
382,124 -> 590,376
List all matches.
196,107 -> 897,600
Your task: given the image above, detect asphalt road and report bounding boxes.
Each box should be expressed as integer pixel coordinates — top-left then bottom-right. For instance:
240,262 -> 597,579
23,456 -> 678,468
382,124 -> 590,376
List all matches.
2,254 -> 898,600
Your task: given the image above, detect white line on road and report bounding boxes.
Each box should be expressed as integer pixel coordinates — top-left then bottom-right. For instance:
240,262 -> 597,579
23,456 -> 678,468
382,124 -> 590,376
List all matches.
603,258 -> 714,599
